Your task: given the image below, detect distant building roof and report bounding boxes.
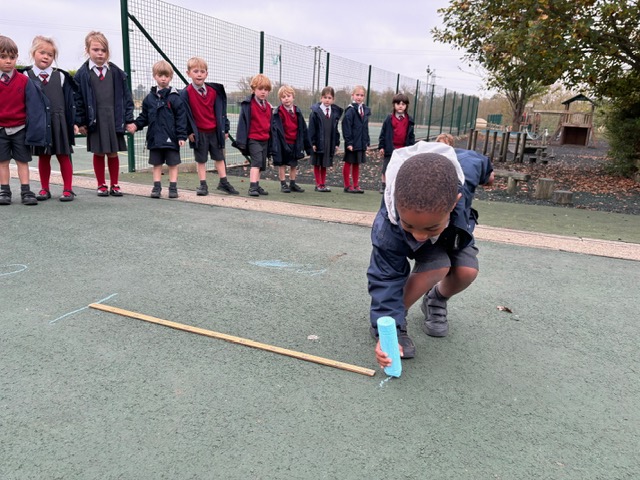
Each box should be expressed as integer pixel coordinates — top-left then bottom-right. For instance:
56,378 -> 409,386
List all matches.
562,94 -> 596,105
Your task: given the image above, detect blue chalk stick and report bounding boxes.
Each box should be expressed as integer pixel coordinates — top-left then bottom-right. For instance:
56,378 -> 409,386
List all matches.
377,316 -> 402,377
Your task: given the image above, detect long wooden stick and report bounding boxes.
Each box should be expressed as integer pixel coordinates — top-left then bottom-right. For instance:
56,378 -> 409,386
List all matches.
89,303 -> 376,377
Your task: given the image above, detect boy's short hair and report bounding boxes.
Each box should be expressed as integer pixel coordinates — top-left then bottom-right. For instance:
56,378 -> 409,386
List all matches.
85,31 -> 110,61
393,93 -> 410,105
186,57 -> 207,72
251,74 -> 272,91
352,85 -> 366,95
0,35 -> 19,57
152,60 -> 173,77
321,86 -> 335,98
30,36 -> 58,62
395,153 -> 458,213
435,133 -> 455,147
278,85 -> 295,98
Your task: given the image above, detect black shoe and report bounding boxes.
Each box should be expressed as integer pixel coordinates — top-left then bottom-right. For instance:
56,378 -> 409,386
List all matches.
0,190 -> 11,205
97,185 -> 109,197
36,189 -> 51,201
60,190 -> 76,202
150,186 -> 162,198
109,185 -> 123,196
21,190 -> 38,205
257,186 -> 268,195
248,187 -> 260,197
290,183 -> 305,193
168,188 -> 179,199
397,328 -> 415,359
344,187 -> 358,194
353,187 -> 365,194
315,185 -> 330,192
196,184 -> 209,196
280,183 -> 291,193
217,182 -> 239,195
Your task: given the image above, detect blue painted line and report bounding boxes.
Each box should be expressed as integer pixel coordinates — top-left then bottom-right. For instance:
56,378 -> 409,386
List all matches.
0,264 -> 28,277
49,293 -> 118,325
250,260 -> 327,276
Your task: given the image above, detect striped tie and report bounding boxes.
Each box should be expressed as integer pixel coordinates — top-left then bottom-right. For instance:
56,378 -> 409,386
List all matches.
97,66 -> 104,80
1,73 -> 9,84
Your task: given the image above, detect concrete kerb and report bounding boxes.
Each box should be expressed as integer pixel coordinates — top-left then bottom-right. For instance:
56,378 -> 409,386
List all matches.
14,166 -> 640,262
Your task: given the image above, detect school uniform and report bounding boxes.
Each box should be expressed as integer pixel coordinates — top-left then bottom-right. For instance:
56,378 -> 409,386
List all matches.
378,113 -> 415,174
454,148 -> 494,233
180,82 -> 229,158
22,66 -> 82,156
233,94 -> 272,169
308,103 -> 342,167
74,61 -> 134,153
270,104 -> 312,167
341,102 -> 371,164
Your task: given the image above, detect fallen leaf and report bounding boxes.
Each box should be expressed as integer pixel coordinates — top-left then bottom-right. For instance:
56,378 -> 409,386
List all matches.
497,305 -> 513,313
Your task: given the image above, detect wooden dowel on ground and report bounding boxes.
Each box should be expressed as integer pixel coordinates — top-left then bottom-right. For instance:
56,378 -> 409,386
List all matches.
89,303 -> 376,377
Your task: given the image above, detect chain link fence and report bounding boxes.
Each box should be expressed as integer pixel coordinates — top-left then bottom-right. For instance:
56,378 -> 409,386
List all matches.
124,0 -> 479,171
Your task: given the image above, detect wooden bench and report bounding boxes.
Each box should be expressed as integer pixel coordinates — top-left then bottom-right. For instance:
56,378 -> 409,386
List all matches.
494,169 -> 531,194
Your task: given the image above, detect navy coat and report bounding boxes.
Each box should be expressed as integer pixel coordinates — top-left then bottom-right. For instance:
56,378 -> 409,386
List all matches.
20,66 -> 84,147
74,61 -> 134,133
454,148 -> 494,232
378,114 -> 416,156
179,82 -> 229,149
134,87 -> 188,151
341,102 -> 371,151
232,94 -> 272,156
308,103 -> 342,154
270,105 -> 312,164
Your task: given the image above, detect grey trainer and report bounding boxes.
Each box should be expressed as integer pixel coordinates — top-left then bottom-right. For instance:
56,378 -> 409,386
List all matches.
421,287 -> 449,337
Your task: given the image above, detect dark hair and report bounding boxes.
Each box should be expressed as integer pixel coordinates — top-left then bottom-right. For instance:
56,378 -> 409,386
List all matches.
395,153 -> 458,213
321,86 -> 335,98
0,35 -> 18,57
393,93 -> 410,105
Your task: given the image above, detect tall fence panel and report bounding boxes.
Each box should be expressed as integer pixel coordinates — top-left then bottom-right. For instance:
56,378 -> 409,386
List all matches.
125,0 -> 478,171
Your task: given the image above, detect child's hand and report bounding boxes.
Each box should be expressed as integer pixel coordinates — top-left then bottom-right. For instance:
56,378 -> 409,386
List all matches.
347,146 -> 353,151
73,125 -> 80,135
335,146 -> 339,154
126,124 -> 137,134
312,145 -> 316,152
375,340 -> 403,369
188,133 -> 195,142
77,126 -> 87,136
178,140 -> 185,147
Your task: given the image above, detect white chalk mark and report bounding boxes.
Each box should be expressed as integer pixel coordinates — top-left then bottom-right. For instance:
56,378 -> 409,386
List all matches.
250,260 -> 327,276
0,264 -> 28,277
378,376 -> 393,388
49,293 -> 118,325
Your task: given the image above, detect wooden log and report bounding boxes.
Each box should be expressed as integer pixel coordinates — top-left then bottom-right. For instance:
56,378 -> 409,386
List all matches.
471,129 -> 479,150
493,170 -> 531,181
535,178 -> 556,199
489,131 -> 499,161
512,132 -> 522,162
89,304 -> 377,377
466,129 -> 474,149
507,177 -> 518,195
553,190 -> 574,205
482,129 -> 490,155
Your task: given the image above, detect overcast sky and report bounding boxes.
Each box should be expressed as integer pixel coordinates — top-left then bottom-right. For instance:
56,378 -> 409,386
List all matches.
0,0 -> 486,96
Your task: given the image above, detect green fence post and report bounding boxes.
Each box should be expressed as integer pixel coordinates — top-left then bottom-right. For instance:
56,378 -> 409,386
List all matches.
259,31 -> 264,73
325,52 -> 330,87
456,94 -> 464,134
120,0 -> 135,172
426,84 -> 435,140
366,65 -> 372,105
396,74 -> 400,94
449,92 -> 457,133
439,89 -> 447,135
413,79 -> 419,120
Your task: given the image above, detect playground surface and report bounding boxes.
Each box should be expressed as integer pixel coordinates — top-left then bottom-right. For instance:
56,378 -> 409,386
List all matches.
1,172 -> 638,479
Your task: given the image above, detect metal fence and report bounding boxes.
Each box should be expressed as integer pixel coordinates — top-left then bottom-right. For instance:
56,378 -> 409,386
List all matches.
122,0 -> 479,171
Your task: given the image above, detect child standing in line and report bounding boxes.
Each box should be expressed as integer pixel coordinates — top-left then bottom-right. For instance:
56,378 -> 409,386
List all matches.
233,74 -> 272,197
368,143 -> 477,365
378,93 -> 415,194
179,57 -> 238,196
308,86 -> 342,192
24,35 -> 83,202
341,85 -> 370,194
0,35 -> 48,206
270,85 -> 312,193
74,31 -> 134,197
129,60 -> 187,199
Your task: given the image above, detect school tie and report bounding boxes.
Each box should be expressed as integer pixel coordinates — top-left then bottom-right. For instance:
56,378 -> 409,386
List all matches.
1,73 -> 9,84
325,108 -> 330,118
97,66 -> 104,80
289,108 -> 295,117
398,114 -> 404,120
198,86 -> 206,96
39,72 -> 49,85
359,105 -> 364,118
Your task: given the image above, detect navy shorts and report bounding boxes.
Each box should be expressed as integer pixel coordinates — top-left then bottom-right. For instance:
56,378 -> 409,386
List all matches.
149,149 -> 181,166
0,128 -> 31,163
273,143 -> 298,167
194,131 -> 225,163
248,139 -> 268,170
412,244 -> 479,273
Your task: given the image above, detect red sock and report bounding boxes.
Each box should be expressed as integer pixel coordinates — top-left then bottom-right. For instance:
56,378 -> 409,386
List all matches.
93,154 -> 106,186
352,163 -> 360,189
107,155 -> 119,186
313,165 -> 322,186
321,167 -> 327,186
57,155 -> 73,191
38,155 -> 52,191
342,163 -> 351,188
